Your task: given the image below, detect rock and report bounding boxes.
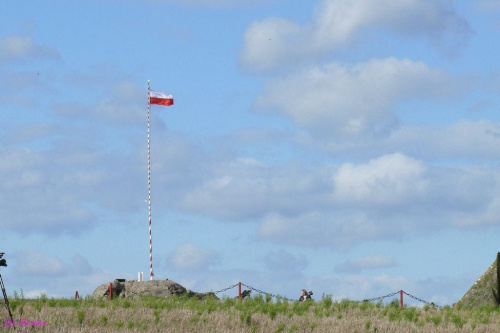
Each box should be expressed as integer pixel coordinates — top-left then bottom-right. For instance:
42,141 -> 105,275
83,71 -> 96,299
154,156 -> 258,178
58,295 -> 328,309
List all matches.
92,279 -> 218,300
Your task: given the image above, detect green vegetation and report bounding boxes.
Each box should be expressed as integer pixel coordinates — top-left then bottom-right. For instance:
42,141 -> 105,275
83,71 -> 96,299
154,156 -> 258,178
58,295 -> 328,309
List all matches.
457,255 -> 499,308
3,292 -> 500,332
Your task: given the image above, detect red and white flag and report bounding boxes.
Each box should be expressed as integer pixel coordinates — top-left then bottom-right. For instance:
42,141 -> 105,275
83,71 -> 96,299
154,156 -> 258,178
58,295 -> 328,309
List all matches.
149,90 -> 174,106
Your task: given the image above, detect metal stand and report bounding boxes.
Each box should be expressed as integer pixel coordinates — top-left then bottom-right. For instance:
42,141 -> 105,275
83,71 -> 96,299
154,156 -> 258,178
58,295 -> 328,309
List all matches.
0,272 -> 14,324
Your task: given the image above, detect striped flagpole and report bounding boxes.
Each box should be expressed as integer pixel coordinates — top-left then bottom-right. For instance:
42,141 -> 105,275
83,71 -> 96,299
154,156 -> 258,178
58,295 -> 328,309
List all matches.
147,80 -> 154,280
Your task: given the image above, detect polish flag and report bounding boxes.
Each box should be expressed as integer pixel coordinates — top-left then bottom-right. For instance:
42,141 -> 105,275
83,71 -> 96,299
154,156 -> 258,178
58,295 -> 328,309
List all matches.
149,90 -> 174,106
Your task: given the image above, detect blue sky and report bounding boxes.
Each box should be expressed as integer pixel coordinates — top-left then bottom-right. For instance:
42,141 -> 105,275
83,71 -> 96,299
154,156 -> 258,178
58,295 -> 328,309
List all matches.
1,0 -> 500,306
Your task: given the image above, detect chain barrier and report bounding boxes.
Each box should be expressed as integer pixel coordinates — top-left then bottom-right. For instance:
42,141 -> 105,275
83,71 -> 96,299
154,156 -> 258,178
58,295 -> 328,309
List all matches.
213,283 -> 239,295
358,291 -> 400,303
403,291 -> 442,308
241,283 -> 296,302
211,283 -> 441,308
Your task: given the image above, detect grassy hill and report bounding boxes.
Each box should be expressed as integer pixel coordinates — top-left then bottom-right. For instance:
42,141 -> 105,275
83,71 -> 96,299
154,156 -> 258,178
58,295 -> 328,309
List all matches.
457,253 -> 500,308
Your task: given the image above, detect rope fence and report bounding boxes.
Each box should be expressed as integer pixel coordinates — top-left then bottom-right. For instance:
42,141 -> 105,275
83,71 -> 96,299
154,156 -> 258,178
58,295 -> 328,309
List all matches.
213,282 -> 441,308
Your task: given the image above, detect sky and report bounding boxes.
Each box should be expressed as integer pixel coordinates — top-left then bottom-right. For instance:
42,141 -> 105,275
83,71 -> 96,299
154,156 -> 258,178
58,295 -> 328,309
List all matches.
1,0 -> 500,306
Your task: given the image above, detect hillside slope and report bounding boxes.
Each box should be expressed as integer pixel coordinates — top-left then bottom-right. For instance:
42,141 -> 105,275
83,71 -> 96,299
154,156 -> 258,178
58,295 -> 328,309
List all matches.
457,253 -> 499,308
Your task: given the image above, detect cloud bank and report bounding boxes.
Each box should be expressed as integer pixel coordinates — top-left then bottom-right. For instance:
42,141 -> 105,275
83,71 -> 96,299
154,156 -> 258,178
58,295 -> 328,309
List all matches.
241,0 -> 471,70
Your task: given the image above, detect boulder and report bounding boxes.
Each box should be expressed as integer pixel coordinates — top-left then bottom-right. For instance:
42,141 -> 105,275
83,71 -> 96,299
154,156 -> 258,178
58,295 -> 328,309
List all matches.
92,279 -> 217,300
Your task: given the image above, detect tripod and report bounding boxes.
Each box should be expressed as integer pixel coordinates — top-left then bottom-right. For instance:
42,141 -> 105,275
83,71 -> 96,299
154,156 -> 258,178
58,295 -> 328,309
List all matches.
1,271 -> 14,324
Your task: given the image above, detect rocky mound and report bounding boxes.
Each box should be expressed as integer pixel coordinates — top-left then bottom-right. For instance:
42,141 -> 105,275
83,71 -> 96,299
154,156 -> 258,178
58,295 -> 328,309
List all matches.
92,279 -> 217,300
457,253 -> 500,308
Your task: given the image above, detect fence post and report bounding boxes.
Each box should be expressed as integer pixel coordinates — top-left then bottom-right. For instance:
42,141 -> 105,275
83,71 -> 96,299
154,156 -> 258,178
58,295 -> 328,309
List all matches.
109,283 -> 113,300
238,282 -> 242,299
74,291 -> 79,300
400,290 -> 403,307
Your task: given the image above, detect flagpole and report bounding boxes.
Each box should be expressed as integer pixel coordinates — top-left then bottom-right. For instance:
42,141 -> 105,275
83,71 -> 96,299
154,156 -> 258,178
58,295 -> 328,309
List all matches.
147,80 -> 154,280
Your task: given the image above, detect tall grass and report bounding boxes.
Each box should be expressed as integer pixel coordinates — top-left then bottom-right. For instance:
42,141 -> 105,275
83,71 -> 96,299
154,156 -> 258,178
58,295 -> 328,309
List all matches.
3,292 -> 500,332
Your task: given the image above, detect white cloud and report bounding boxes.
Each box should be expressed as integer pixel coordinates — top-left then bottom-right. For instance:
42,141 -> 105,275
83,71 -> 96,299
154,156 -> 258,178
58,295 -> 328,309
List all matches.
254,152 -> 500,248
333,153 -> 428,205
241,0 -> 471,70
54,80 -> 146,124
0,147 -> 98,233
258,211 -> 383,249
241,17 -> 310,71
179,158 -> 332,220
167,243 -> 220,271
0,136 -> 147,234
0,36 -> 60,63
14,251 -> 65,276
335,255 -> 397,273
4,118 -> 495,246
393,120 -> 500,161
11,251 -> 94,278
6,250 -> 114,298
255,58 -> 459,139
301,120 -> 500,161
24,289 -> 49,298
313,0 -> 469,43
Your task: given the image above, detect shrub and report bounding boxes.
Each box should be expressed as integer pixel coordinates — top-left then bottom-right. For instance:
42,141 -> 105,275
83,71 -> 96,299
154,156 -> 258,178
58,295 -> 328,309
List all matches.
321,294 -> 333,309
76,309 -> 85,325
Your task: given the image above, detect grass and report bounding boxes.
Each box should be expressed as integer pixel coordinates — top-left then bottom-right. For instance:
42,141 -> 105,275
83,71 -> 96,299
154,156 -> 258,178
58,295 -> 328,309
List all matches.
3,292 -> 500,332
